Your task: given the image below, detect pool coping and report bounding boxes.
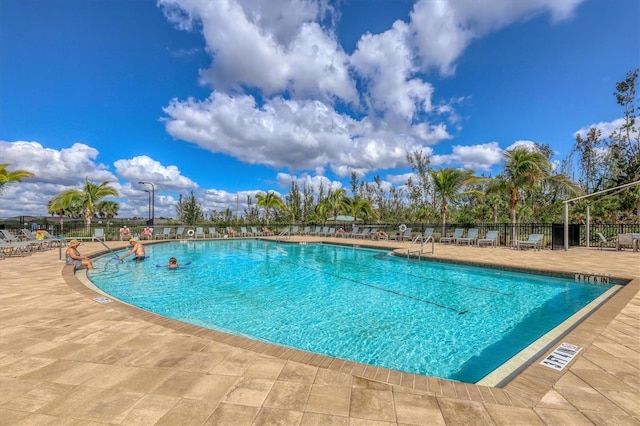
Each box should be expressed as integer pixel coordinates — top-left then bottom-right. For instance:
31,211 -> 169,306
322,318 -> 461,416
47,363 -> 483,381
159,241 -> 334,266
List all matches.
61,238 -> 639,409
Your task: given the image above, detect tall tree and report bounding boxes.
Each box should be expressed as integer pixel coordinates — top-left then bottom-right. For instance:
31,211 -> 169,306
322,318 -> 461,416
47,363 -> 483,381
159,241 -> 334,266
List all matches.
343,196 -> 377,226
50,179 -> 119,230
316,188 -> 349,225
0,164 -> 34,194
176,191 -> 205,225
255,191 -> 286,225
429,168 -> 477,236
95,200 -> 120,220
491,146 -> 579,244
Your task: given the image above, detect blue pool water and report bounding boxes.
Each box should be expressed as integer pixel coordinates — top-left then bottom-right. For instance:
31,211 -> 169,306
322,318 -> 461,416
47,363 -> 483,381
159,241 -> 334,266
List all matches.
88,240 -> 614,383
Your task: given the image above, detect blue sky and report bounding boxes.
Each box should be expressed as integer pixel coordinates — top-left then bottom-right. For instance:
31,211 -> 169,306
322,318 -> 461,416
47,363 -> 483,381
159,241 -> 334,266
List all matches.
1,0 -> 638,220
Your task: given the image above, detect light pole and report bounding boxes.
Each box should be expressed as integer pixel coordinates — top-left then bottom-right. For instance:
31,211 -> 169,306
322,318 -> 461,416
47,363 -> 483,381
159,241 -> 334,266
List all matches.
138,181 -> 155,225
143,189 -> 151,223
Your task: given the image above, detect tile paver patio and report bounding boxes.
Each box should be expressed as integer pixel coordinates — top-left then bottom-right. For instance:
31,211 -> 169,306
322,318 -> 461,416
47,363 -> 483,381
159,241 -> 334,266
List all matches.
0,237 -> 638,425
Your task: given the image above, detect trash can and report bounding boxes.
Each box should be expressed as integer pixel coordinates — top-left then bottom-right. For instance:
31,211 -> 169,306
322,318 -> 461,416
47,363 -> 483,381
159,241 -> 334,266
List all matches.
552,224 -> 580,250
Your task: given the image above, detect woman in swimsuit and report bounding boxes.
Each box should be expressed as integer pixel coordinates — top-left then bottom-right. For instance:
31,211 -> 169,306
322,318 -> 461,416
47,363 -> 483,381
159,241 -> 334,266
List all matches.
65,239 -> 94,270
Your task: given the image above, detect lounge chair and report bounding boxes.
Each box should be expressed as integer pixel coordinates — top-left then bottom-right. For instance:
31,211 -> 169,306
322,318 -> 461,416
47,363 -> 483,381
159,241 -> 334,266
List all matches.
302,226 -> 311,235
325,227 -> 335,236
310,226 -> 321,236
348,226 -> 360,238
412,228 -> 434,244
391,227 -> 413,241
251,226 -> 262,236
456,228 -> 479,245
440,228 -> 464,244
21,229 -> 57,249
157,228 -> 172,239
92,228 -> 105,242
320,226 -> 330,236
516,234 -> 544,251
174,227 -> 185,239
478,230 -> 499,247
291,226 -> 299,235
240,226 -> 250,237
209,227 -> 220,238
615,233 -> 636,251
194,227 -> 205,238
356,228 -> 371,239
2,230 -> 47,251
596,232 -> 613,250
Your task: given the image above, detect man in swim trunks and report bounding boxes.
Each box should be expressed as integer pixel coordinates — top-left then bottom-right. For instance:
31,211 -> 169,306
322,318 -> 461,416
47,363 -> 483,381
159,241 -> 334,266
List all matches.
118,238 -> 146,261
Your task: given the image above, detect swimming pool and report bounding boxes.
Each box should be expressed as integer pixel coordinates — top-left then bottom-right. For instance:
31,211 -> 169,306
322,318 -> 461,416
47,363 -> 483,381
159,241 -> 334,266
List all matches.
88,239 -> 618,383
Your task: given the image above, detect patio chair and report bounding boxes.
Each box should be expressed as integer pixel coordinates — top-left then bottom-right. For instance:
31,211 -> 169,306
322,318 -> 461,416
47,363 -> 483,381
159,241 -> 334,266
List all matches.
391,227 -> 413,241
194,227 -> 205,238
174,227 -> 185,239
456,228 -> 479,245
310,226 -> 321,236
516,234 -> 544,251
92,228 -> 105,242
440,228 -> 463,244
356,228 -> 371,239
348,226 -> 360,238
1,230 -> 44,252
596,232 -> 613,250
251,226 -> 262,236
615,233 -> 635,251
208,227 -> 220,238
157,228 -> 172,239
412,228 -> 434,244
302,226 -> 311,235
240,226 -> 250,237
478,230 -> 499,248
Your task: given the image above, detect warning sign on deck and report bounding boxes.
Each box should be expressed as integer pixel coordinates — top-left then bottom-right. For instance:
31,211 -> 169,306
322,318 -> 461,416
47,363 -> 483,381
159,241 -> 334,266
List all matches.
540,342 -> 582,371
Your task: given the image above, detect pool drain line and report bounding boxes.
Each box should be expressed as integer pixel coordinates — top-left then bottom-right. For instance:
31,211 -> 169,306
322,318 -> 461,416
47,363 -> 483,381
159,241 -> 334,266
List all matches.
230,243 -> 468,314
338,258 -> 513,296
278,256 -> 468,315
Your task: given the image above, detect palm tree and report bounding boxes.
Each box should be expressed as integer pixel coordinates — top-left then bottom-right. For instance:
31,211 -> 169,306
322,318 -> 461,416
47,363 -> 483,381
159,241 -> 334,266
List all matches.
0,164 -> 35,194
490,146 -> 580,244
50,179 -> 119,231
429,168 -> 477,236
255,191 -> 286,225
316,189 -> 349,225
344,196 -> 377,226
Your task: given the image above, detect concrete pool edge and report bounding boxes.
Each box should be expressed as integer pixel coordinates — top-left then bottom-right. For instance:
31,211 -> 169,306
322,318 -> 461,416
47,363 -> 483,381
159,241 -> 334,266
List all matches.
61,243 -> 638,410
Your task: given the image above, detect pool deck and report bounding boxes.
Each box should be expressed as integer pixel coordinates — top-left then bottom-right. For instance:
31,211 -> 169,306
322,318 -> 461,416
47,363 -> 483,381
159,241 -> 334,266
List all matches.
0,237 -> 638,425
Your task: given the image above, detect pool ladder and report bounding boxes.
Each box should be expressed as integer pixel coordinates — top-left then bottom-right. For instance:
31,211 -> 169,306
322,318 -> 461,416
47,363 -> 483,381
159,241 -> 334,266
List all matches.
407,235 -> 434,260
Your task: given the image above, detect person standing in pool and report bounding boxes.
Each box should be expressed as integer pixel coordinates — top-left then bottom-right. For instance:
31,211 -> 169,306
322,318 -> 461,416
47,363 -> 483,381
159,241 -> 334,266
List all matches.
117,238 -> 146,261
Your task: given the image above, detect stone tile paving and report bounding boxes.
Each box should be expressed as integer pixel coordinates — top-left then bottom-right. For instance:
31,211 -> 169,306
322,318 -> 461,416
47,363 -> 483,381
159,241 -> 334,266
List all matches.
0,238 -> 638,425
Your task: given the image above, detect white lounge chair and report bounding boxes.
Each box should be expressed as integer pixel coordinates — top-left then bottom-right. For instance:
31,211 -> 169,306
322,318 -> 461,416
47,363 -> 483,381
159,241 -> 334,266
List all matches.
456,228 -> 479,245
478,230 -> 499,247
157,228 -> 172,239
391,227 -> 413,241
516,234 -> 544,251
412,228 -> 434,244
440,228 -> 463,244
209,227 -> 220,238
194,227 -> 205,238
92,228 -> 105,242
174,227 -> 185,239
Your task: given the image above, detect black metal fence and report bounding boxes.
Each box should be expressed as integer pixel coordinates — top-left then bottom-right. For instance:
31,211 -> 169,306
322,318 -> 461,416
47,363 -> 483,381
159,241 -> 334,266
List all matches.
1,219 -> 638,249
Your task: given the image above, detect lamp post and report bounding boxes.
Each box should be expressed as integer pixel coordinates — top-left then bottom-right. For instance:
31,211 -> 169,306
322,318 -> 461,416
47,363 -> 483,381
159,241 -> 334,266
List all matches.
138,181 -> 155,225
143,189 -> 151,223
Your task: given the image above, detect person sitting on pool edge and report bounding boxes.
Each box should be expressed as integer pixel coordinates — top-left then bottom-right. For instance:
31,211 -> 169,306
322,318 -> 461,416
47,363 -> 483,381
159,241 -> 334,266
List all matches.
65,239 -> 94,270
117,238 -> 146,261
